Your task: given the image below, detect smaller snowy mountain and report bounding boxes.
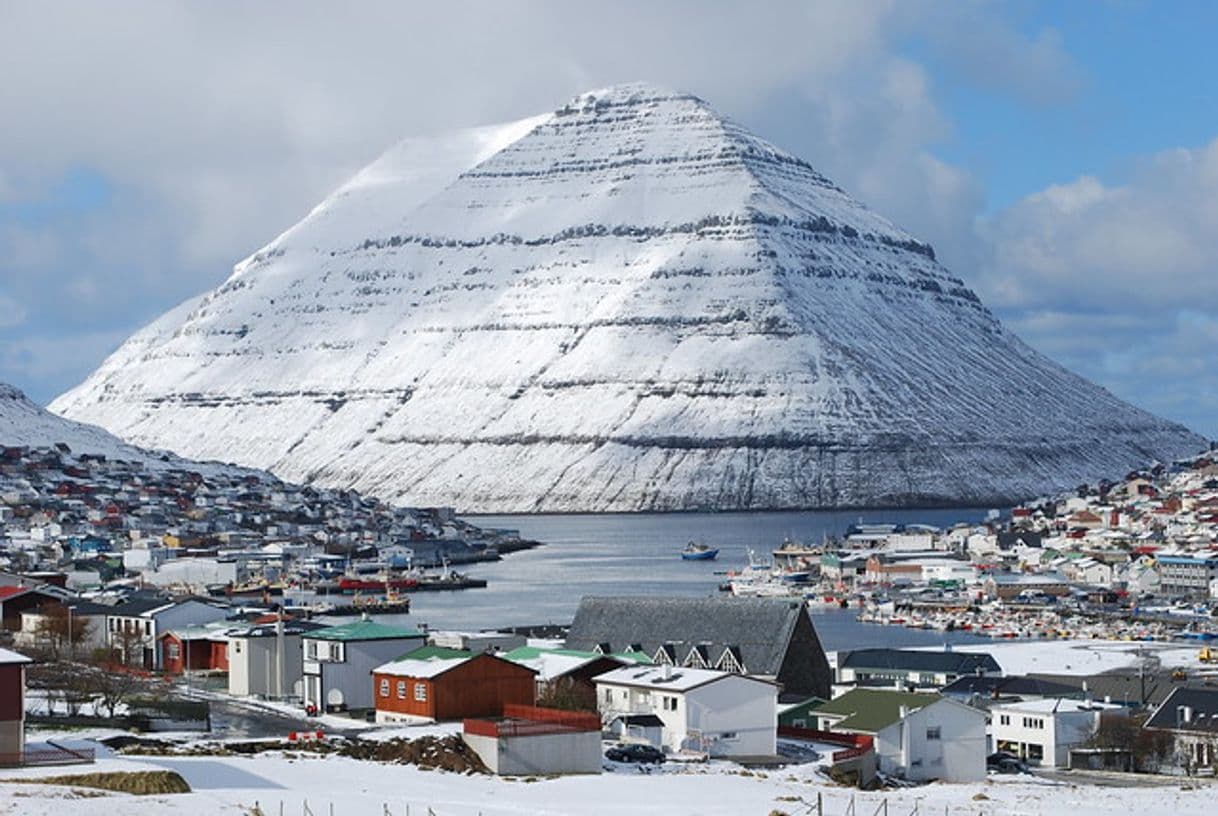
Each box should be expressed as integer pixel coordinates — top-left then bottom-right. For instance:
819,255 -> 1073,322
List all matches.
1,382 -> 245,475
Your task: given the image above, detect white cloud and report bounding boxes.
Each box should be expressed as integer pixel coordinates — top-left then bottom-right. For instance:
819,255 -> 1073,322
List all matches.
972,139 -> 1218,436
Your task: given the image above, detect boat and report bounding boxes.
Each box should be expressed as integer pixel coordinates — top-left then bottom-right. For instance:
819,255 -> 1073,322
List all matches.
681,541 -> 719,561
336,572 -> 420,593
208,580 -> 286,599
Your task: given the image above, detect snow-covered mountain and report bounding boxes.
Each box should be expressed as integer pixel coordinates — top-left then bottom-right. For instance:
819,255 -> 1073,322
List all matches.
51,83 -> 1205,511
1,382 -> 238,474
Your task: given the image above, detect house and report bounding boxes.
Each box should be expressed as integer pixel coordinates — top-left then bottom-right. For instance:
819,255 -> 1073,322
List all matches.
990,697 -> 1123,768
0,584 -> 69,631
159,621 -> 233,674
983,571 -> 1072,600
227,617 -> 328,699
1157,554 -> 1218,598
428,630 -> 526,654
302,619 -> 425,713
1143,687 -> 1218,771
0,648 -> 32,762
104,595 -> 230,669
836,648 -> 1001,691
939,674 -> 1083,709
372,646 -> 536,723
14,598 -> 110,657
566,596 -> 832,699
809,689 -> 987,782
595,664 -> 777,758
501,646 -> 638,709
462,704 -> 602,776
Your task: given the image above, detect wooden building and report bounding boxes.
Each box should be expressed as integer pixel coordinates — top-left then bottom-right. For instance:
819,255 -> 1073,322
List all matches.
373,646 -> 536,723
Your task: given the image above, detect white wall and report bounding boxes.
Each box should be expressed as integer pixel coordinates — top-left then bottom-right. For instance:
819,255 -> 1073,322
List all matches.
875,700 -> 986,783
685,675 -> 777,757
463,731 -> 602,775
597,675 -> 776,757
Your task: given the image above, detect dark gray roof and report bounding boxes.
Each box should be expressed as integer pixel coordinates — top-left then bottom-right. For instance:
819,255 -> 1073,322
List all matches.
840,648 -> 1001,675
108,596 -> 174,616
566,596 -> 807,678
941,674 -> 1081,699
1145,687 -> 1218,733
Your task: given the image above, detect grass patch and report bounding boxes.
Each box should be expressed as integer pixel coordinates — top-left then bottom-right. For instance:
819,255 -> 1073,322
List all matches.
7,770 -> 190,795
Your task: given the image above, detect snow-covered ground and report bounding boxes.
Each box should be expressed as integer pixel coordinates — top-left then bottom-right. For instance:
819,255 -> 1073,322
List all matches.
906,638 -> 1210,676
2,734 -> 1213,816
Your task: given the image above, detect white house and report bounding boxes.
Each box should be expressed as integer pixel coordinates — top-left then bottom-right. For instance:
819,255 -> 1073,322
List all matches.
595,664 -> 776,758
810,689 -> 986,783
104,596 -> 229,669
991,697 -> 1123,768
301,619 -> 425,712
228,617 -> 327,699
873,698 -> 987,783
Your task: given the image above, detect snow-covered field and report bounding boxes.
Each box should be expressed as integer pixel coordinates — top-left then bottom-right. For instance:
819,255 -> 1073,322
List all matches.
907,638 -> 1210,676
1,733 -> 1213,816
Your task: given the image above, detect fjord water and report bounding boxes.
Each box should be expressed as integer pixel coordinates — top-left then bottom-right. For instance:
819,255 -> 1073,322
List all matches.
389,508 -> 994,650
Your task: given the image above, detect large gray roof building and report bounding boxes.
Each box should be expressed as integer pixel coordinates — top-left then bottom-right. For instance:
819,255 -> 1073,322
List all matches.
565,596 -> 832,699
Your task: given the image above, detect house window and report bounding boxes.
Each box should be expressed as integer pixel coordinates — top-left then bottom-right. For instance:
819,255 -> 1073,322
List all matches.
720,731 -> 738,740
379,679 -> 390,697
999,714 -> 1010,725
1027,743 -> 1044,761
926,726 -> 941,740
414,683 -> 427,702
306,642 -> 317,659
664,696 -> 678,711
396,681 -> 406,699
144,621 -> 151,635
167,643 -> 180,659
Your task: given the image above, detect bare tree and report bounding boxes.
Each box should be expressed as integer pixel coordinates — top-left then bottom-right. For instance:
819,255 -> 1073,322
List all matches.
32,604 -> 93,660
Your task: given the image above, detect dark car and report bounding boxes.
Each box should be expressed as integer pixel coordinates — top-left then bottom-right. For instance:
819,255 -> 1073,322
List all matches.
986,751 -> 1029,774
605,743 -> 666,764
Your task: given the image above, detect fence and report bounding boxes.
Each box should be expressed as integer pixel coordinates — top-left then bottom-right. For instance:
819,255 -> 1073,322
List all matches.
778,725 -> 874,762
0,745 -> 97,768
463,704 -> 601,738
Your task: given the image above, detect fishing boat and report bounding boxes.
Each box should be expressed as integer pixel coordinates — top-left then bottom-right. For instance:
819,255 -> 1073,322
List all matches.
336,572 -> 420,593
681,541 -> 719,561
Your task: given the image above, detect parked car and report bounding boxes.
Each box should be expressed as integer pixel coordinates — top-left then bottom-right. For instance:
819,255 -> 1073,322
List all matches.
986,751 -> 1029,774
605,743 -> 666,764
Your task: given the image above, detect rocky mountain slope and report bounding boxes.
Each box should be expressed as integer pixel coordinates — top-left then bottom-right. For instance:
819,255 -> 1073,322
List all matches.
51,83 -> 1206,511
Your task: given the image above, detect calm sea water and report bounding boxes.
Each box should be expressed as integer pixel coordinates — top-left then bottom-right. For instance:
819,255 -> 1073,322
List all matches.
350,508 -> 995,651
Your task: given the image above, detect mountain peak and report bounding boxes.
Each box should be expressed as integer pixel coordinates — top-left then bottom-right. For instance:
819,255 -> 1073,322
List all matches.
50,88 -> 1204,511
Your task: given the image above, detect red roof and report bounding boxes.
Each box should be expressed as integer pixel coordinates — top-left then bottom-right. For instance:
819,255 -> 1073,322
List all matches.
0,585 -> 32,600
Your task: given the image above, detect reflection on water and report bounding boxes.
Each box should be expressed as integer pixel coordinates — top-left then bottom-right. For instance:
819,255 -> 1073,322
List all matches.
350,508 -> 994,650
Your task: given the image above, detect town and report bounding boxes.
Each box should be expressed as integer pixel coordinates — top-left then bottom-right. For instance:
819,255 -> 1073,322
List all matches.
0,441 -> 1217,813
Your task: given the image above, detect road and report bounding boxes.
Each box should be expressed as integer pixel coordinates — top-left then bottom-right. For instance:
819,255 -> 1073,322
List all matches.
1032,768 -> 1216,788
176,684 -> 369,740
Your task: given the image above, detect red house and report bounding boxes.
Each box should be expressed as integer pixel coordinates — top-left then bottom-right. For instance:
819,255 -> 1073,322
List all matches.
372,646 -> 535,723
160,625 -> 231,675
0,647 -> 32,763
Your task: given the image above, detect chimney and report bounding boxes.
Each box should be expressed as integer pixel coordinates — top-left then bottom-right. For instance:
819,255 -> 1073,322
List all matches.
898,705 -> 909,720
663,663 -> 673,681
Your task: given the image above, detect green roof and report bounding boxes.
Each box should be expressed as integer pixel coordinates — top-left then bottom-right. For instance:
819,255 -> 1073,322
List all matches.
396,645 -> 472,661
307,620 -> 424,642
502,646 -> 652,664
810,689 -> 940,734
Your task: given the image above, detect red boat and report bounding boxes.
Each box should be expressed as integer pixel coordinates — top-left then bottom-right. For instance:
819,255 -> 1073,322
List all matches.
337,574 -> 420,593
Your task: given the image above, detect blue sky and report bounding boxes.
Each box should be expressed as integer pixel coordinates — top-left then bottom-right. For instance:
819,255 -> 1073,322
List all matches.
1,1 -> 1216,438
